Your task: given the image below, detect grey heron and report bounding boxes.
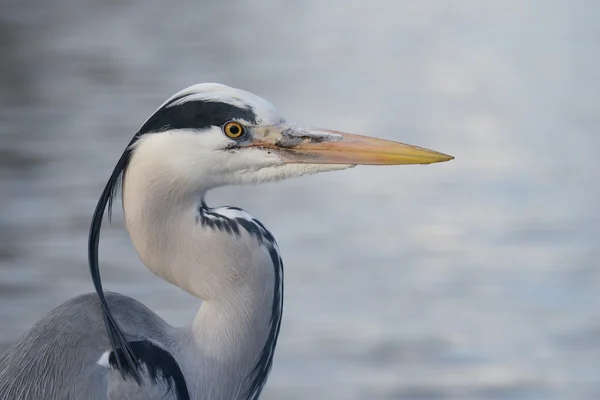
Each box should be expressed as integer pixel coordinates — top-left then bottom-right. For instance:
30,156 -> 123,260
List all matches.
0,83 -> 453,400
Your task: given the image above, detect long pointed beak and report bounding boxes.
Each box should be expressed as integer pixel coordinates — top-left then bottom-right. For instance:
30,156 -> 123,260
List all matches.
248,124 -> 454,165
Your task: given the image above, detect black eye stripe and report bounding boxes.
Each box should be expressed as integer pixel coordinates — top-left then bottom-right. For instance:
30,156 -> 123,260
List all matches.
138,100 -> 257,135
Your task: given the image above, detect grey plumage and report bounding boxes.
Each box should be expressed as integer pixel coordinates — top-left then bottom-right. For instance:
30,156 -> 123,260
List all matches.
0,293 -> 174,400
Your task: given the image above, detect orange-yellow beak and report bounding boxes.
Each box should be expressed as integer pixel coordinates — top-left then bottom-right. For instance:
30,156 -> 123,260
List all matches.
247,124 -> 454,165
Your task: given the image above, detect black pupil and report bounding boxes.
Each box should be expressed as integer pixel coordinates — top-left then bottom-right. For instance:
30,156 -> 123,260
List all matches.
229,125 -> 240,135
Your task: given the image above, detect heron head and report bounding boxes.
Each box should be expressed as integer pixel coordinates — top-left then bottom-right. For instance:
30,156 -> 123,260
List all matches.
126,83 -> 453,191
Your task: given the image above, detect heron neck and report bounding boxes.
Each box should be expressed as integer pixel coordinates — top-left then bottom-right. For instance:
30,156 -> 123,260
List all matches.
122,158 -> 282,399
122,172 -> 277,301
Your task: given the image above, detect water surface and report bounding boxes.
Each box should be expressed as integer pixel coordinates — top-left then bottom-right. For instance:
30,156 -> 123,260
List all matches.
1,1 -> 599,399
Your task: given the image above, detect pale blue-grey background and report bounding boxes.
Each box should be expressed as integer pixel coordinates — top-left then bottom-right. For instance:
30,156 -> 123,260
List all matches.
1,1 -> 599,399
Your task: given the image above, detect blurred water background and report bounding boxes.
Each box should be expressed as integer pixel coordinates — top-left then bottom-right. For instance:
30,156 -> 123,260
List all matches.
1,1 -> 600,399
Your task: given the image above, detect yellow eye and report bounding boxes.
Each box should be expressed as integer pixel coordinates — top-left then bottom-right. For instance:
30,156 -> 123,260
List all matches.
223,121 -> 245,139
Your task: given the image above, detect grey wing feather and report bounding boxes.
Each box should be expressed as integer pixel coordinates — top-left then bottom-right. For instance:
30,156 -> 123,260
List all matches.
0,292 -> 177,400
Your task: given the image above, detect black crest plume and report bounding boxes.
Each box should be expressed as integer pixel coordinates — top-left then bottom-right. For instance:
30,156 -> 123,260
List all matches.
88,133 -> 191,400
87,94 -> 186,384
88,136 -> 139,378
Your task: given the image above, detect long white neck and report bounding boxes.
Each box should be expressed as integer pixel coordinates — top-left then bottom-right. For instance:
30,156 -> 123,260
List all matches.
121,138 -> 283,399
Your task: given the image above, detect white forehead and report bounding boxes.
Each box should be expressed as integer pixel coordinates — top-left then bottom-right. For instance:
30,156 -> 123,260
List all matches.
160,83 -> 284,124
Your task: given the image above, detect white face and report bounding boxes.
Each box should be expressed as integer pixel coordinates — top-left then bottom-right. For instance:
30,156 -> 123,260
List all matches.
130,84 -> 351,190
128,83 -> 452,192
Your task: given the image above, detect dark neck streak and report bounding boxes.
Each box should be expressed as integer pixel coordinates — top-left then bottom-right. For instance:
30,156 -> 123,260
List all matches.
197,201 -> 284,400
